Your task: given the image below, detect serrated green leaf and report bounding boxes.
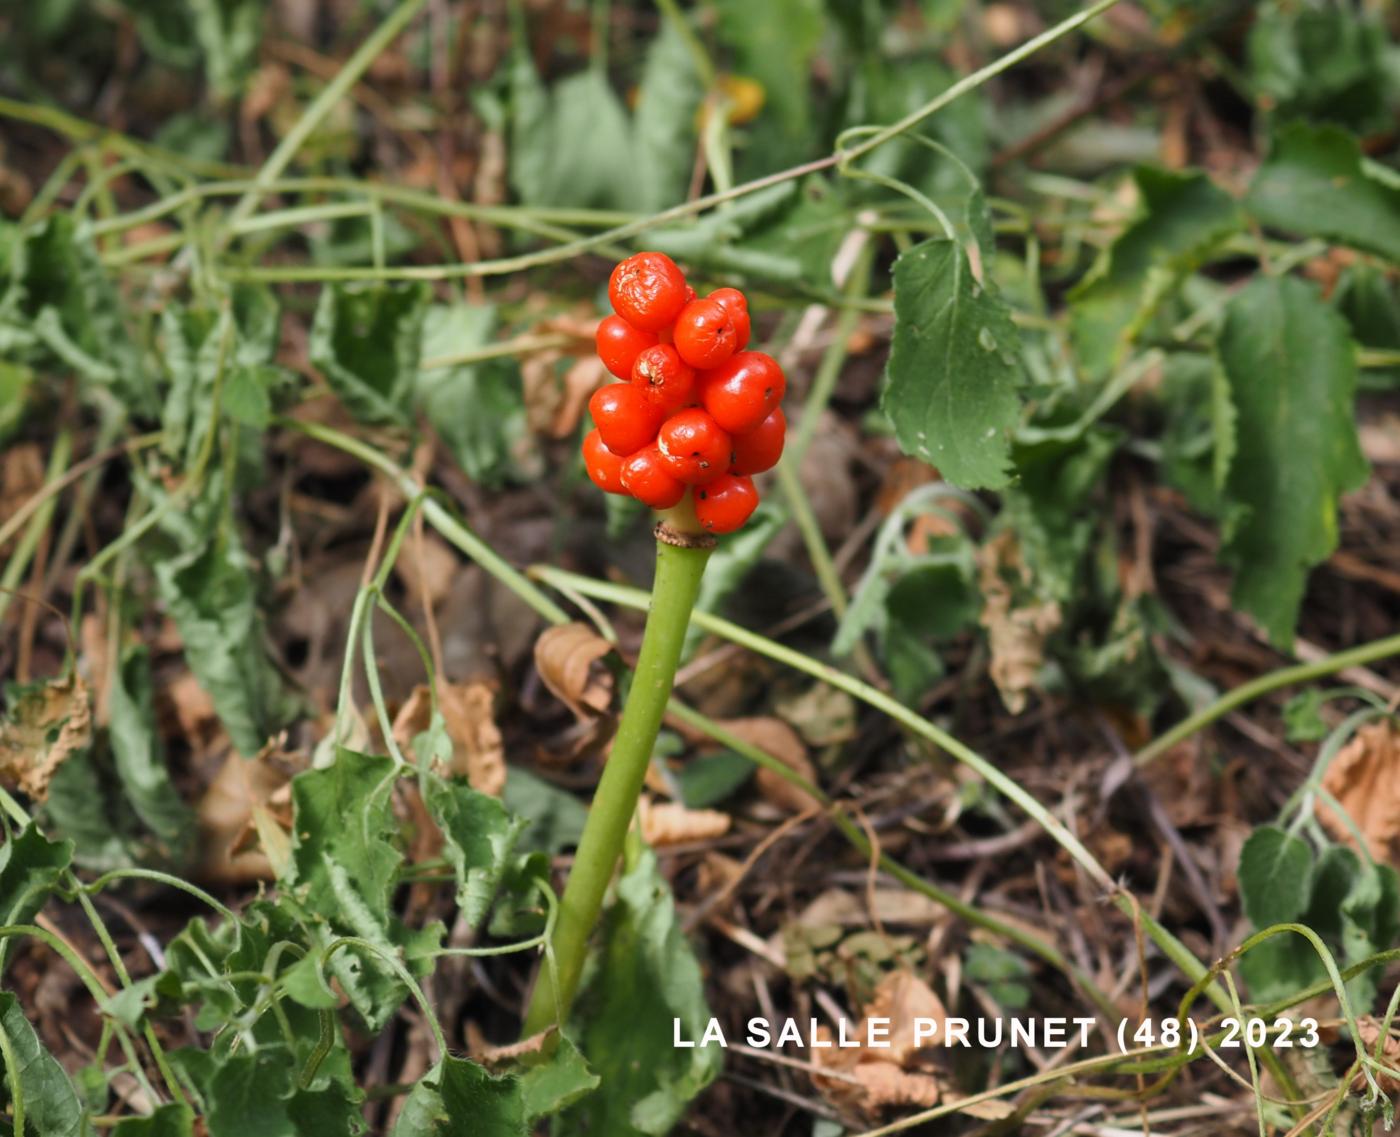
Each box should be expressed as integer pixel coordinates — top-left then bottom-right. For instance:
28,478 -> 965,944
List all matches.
502,770 -> 587,857
174,1043 -> 365,1137
1238,826 -> 1314,928
150,488 -> 290,758
285,748 -> 417,1031
1246,123 -> 1400,264
564,847 -> 720,1136
1071,168 -> 1239,376
1335,263 -> 1400,386
883,237 -> 1022,489
0,992 -> 84,1137
1158,353 -> 1235,514
422,772 -> 526,929
1239,930 -> 1326,1005
1216,276 -> 1368,648
0,214 -> 152,412
391,1057 -> 526,1137
108,645 -> 195,855
310,283 -> 427,425
0,826 -> 71,976
521,1035 -> 598,1121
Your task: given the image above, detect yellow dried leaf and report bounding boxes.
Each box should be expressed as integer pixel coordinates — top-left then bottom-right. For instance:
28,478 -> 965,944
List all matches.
638,797 -> 731,847
1319,721 -> 1400,864
534,623 -> 614,722
393,681 -> 507,796
0,673 -> 92,801
978,531 -> 1061,714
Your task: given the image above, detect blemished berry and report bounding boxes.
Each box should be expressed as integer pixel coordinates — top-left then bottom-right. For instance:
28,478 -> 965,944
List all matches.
589,384 -> 664,456
697,351 -> 786,435
729,407 -> 785,475
707,288 -> 751,351
620,445 -> 687,509
609,252 -> 689,332
694,474 -> 759,534
657,408 -> 733,485
672,298 -> 741,370
631,343 -> 696,411
582,429 -> 627,495
596,315 -> 658,380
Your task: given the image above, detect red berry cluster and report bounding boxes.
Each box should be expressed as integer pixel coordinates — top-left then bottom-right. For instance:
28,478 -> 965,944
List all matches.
583,253 -> 786,535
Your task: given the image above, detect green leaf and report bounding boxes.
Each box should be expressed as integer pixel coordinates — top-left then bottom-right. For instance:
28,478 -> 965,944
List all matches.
1158,353 -> 1235,514
1246,123 -> 1400,264
1335,263 -> 1400,387
564,847 -> 720,1136
1282,690 -> 1330,744
0,992 -> 85,1137
0,214 -> 152,412
0,826 -> 71,976
416,304 -> 533,488
632,18 -> 704,212
1246,3 -> 1392,133
1239,930 -> 1326,1005
285,749 -> 434,1031
521,1035 -> 598,1121
1216,276 -> 1368,647
111,1103 -> 196,1137
151,491 -> 290,757
963,944 -> 1031,1011
391,1057 -> 526,1137
107,645 -> 195,855
883,237 -> 1022,489
422,772 -> 526,929
677,751 -> 754,810
310,283 -> 428,425
0,362 -> 31,444
1071,168 -> 1240,376
1238,826 -> 1314,928
508,63 -> 637,210
174,1044 -> 365,1137
502,769 -> 587,857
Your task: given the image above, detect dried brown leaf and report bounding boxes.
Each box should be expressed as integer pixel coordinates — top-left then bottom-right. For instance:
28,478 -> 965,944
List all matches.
534,623 -> 614,722
978,531 -> 1061,714
1353,1016 -> 1400,1096
0,673 -> 92,801
196,745 -> 296,884
393,530 -> 459,609
812,970 -> 948,1120
713,716 -> 821,813
391,681 -> 508,796
1320,721 -> 1400,864
638,797 -> 731,847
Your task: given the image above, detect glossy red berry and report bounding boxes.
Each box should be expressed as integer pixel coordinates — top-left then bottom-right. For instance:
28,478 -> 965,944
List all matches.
697,351 -> 786,435
708,288 -> 751,351
672,298 -> 741,369
729,407 -> 785,475
620,445 -> 687,509
609,252 -> 689,332
596,315 -> 658,380
694,475 -> 759,534
582,429 -> 627,495
631,344 -> 695,411
657,408 -> 733,485
589,384 -> 664,456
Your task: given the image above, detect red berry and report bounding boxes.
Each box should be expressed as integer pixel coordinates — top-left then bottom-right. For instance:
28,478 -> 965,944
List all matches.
631,344 -> 695,411
708,288 -> 751,351
596,315 -> 658,380
620,445 -> 686,509
582,429 -> 626,495
657,408 -> 733,485
729,407 -> 785,475
672,298 -> 741,369
609,252 -> 689,332
589,384 -> 664,456
694,475 -> 759,534
697,351 -> 786,435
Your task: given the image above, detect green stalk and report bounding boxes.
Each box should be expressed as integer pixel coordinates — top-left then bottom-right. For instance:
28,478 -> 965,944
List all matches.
521,536 -> 712,1036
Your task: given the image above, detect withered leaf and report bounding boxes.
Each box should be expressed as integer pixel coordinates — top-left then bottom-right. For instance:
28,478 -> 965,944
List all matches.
0,674 -> 92,801
393,681 -> 507,796
978,530 -> 1061,714
638,797 -> 731,847
534,623 -> 614,721
1320,720 -> 1400,864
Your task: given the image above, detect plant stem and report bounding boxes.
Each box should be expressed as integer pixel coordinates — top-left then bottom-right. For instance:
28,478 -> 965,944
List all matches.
1134,632 -> 1400,768
521,538 -> 712,1036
